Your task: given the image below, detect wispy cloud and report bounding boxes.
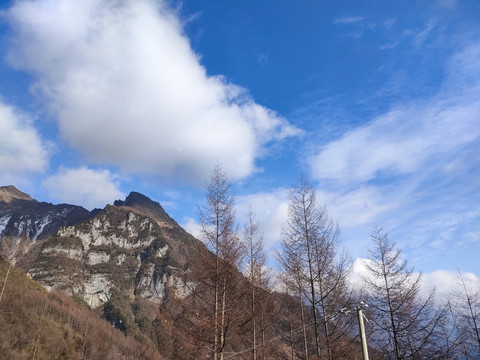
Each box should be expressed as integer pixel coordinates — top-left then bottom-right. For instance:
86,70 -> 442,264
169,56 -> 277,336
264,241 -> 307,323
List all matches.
308,95 -> 479,182
412,19 -> 437,46
333,16 -> 365,24
434,0 -> 457,10
304,42 -> 480,266
379,41 -> 399,50
316,187 -> 397,229
257,53 -> 269,67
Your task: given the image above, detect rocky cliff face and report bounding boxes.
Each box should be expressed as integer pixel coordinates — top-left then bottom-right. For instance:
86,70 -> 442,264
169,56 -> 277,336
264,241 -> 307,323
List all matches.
28,204 -> 197,308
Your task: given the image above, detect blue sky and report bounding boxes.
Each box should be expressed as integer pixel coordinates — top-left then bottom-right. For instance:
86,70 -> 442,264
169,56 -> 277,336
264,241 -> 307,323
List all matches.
0,0 -> 479,294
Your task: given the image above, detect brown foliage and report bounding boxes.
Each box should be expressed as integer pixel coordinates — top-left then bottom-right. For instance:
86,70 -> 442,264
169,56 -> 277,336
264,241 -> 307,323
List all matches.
0,255 -> 163,360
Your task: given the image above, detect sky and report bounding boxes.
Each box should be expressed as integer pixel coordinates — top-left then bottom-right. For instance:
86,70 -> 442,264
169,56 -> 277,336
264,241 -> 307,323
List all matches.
0,0 -> 479,297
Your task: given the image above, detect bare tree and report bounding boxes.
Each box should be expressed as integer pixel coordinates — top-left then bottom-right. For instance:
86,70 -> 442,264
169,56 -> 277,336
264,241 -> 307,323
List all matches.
198,164 -> 244,360
242,208 -> 270,360
448,270 -> 480,359
364,227 -> 446,359
278,176 -> 352,360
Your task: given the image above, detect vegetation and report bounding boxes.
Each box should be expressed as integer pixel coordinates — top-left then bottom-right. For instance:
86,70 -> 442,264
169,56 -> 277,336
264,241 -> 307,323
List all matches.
363,227 -> 446,359
0,254 -> 162,360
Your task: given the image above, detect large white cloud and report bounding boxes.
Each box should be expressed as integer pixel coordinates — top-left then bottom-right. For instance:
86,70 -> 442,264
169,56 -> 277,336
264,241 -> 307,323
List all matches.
5,0 -> 299,183
43,167 -> 124,210
0,99 -> 49,174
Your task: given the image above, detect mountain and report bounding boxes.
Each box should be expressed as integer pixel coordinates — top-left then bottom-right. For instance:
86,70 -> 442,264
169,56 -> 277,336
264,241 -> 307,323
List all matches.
0,185 -> 93,242
0,189 -> 212,355
0,187 -> 330,359
27,202 -> 199,308
114,191 -> 179,227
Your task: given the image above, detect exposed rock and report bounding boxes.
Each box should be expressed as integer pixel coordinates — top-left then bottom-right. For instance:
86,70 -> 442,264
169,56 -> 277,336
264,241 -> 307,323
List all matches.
114,191 -> 178,228
0,185 -> 34,202
27,203 -> 199,309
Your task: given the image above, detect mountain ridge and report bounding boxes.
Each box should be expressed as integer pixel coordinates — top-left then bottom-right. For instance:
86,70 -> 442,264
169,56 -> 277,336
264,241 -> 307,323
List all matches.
0,186 -> 93,242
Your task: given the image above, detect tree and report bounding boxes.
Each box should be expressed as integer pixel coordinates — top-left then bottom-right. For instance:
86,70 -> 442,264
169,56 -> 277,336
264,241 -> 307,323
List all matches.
278,176 -> 352,360
448,270 -> 480,359
198,164 -> 244,360
364,227 -> 445,359
242,208 -> 270,360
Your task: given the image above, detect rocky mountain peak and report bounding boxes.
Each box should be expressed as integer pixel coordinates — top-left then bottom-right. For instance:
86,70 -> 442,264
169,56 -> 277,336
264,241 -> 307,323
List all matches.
0,185 -> 34,203
114,191 -> 178,227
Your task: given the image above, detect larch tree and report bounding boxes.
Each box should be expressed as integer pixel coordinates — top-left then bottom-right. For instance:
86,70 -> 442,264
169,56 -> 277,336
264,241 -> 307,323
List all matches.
363,227 -> 446,360
198,164 -> 244,360
449,270 -> 480,359
278,176 -> 351,360
242,208 -> 270,360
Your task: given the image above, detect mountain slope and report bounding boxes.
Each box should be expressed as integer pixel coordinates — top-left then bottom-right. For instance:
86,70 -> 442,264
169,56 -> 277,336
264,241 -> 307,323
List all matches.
0,254 -> 163,360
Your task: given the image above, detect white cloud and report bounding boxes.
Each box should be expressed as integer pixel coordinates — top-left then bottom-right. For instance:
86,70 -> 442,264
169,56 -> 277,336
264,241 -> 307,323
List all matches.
181,216 -> 202,240
308,91 -> 480,182
236,186 -> 397,254
333,16 -> 365,24
5,0 -> 299,184
0,100 -> 49,174
181,189 -> 289,249
316,187 -> 397,228
237,189 -> 289,250
421,270 -> 480,304
43,167 -> 124,210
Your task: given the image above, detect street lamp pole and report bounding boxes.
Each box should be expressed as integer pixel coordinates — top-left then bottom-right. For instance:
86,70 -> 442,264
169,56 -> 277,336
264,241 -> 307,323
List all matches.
357,305 -> 369,360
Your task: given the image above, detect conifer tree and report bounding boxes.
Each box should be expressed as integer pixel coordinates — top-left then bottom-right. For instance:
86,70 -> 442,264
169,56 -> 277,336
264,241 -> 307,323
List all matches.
364,227 -> 445,359
198,164 -> 243,360
278,176 -> 351,360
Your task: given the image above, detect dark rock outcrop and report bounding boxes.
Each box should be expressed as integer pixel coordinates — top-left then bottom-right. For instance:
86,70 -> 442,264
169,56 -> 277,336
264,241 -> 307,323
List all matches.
0,185 -> 93,241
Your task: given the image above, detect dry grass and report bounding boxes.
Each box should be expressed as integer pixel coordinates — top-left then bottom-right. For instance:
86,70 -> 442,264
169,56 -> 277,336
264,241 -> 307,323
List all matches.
0,255 -> 163,360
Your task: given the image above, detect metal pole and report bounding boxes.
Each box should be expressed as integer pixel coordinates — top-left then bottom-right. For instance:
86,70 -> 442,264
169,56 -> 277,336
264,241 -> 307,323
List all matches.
357,307 -> 369,360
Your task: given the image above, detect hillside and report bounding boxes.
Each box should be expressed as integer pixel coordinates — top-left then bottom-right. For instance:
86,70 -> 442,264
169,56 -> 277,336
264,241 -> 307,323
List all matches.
0,254 -> 162,360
